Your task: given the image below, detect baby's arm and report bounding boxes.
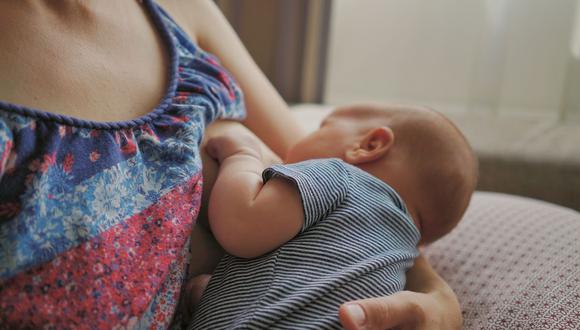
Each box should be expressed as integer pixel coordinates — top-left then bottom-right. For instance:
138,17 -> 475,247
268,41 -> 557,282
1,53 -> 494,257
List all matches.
189,122 -> 284,276
206,132 -> 303,259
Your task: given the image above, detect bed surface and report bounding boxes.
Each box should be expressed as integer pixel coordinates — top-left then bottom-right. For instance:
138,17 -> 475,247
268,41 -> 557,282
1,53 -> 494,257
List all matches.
424,192 -> 580,329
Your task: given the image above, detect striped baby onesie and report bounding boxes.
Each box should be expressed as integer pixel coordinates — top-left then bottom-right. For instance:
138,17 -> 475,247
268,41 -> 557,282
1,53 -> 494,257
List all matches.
190,158 -> 420,329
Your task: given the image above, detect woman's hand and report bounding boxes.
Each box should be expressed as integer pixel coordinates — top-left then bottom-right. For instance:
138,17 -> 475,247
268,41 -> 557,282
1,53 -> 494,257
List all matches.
206,132 -> 263,164
339,255 -> 462,330
339,290 -> 460,330
203,120 -> 283,166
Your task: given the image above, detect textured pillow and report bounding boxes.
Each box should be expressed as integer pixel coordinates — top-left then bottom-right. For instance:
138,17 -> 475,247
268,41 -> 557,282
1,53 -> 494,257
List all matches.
424,192 -> 580,329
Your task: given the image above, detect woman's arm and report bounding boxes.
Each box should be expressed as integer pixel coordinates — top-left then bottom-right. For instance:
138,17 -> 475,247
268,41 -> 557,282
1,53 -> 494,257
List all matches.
339,254 -> 462,330
182,0 -> 307,158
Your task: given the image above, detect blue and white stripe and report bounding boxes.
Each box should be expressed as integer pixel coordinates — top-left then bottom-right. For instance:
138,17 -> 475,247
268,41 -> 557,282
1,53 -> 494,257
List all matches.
190,158 -> 420,329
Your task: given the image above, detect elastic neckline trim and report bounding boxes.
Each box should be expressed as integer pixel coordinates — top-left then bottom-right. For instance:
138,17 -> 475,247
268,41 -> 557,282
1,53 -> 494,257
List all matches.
0,0 -> 179,130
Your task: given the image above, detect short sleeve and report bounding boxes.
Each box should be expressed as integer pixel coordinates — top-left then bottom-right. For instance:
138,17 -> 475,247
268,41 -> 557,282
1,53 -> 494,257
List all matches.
0,118 -> 13,181
200,53 -> 246,122
153,1 -> 246,123
262,158 -> 350,233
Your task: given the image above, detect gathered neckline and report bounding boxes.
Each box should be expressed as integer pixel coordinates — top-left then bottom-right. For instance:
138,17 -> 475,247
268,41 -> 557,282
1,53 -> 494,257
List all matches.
0,0 -> 179,130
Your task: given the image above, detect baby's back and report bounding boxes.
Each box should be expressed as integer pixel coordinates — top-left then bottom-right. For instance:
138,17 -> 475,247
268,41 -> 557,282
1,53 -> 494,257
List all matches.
191,159 -> 420,329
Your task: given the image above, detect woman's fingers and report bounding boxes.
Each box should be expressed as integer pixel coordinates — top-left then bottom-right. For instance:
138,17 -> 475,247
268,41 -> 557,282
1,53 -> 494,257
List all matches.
205,135 -> 238,162
206,133 -> 263,163
339,291 -> 426,330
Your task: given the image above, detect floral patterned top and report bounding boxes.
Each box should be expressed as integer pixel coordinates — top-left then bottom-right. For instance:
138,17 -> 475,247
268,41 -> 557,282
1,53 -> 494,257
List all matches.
0,1 -> 245,328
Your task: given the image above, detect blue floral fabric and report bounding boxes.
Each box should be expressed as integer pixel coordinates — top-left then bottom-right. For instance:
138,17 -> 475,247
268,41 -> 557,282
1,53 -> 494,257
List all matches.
0,1 -> 245,328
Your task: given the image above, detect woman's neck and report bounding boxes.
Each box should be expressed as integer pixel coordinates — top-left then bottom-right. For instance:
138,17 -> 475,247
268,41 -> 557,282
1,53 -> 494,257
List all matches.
0,1 -> 138,33
0,0 -> 169,122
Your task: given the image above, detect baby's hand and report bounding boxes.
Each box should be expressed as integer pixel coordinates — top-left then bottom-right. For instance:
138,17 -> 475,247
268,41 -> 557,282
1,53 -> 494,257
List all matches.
206,132 -> 262,164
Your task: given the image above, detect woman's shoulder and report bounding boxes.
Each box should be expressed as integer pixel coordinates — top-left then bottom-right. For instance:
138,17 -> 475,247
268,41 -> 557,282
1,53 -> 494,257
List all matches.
154,0 -> 239,61
155,0 -> 213,45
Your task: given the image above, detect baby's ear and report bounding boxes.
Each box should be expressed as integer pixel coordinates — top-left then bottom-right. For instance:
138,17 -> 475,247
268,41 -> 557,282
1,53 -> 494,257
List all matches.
344,127 -> 394,165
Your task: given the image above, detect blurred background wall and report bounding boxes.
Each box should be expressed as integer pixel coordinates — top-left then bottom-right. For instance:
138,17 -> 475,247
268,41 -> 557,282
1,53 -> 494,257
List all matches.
215,0 -> 331,103
325,0 -> 580,121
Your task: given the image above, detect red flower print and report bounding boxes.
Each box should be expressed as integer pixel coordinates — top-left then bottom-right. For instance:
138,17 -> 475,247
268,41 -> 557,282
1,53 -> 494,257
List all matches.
90,130 -> 100,138
218,71 -> 236,101
63,153 -> 74,173
119,131 -> 137,155
206,56 -> 219,66
40,153 -> 56,173
175,95 -> 188,103
121,139 -> 137,155
93,263 -> 104,275
142,125 -> 154,136
171,116 -> 189,123
4,151 -> 17,177
90,151 -> 101,162
0,140 -> 12,172
141,126 -> 160,142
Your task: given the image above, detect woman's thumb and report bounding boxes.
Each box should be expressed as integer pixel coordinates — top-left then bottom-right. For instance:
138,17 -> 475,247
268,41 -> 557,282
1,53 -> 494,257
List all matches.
339,293 -> 418,330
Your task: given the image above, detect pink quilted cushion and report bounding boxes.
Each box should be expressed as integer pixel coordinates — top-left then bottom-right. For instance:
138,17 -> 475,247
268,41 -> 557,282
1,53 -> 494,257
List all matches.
424,192 -> 580,329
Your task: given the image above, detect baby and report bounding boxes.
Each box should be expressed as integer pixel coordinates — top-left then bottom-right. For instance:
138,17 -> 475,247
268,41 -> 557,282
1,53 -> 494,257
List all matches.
189,104 -> 478,329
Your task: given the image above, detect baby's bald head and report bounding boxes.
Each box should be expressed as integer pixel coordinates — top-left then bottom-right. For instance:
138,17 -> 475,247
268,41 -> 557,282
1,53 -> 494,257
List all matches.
335,104 -> 478,243
390,107 -> 477,243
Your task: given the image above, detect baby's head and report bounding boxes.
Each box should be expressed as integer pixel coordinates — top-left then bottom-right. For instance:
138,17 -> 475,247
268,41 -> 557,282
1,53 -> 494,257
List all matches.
286,104 -> 478,244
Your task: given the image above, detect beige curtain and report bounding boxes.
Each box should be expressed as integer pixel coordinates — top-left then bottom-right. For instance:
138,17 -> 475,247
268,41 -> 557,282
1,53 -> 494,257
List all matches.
215,0 -> 331,103
325,0 -> 580,122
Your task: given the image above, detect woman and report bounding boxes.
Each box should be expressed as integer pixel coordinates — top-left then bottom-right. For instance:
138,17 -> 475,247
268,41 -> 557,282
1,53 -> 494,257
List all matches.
0,0 -> 461,328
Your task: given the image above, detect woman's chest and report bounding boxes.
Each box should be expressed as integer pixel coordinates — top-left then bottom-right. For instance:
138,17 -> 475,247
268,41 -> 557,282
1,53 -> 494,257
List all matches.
0,4 -> 169,123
